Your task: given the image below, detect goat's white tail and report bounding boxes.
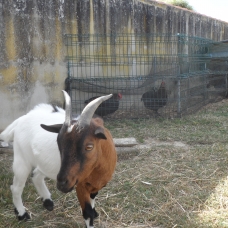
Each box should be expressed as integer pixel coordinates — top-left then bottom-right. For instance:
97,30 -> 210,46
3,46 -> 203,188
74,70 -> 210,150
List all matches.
0,117 -> 23,142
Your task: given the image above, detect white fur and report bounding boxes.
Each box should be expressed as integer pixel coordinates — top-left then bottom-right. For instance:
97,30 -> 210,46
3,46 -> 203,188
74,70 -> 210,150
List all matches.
0,103 -> 102,228
91,198 -> 95,209
85,218 -> 94,228
0,104 -> 65,216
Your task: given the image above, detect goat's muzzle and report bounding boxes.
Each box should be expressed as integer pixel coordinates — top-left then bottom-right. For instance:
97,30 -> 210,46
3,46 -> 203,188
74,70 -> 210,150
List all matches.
57,175 -> 77,193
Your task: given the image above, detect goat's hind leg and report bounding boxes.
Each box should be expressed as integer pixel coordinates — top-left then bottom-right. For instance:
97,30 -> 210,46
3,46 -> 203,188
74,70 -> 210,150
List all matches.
32,168 -> 54,211
11,159 -> 31,220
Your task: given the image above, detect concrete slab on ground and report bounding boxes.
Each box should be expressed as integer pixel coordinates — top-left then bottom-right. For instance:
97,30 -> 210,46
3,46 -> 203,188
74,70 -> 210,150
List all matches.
113,137 -> 138,147
116,146 -> 139,161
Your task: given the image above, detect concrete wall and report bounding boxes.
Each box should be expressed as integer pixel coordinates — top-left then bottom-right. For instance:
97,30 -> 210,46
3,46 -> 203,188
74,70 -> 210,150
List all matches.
1,0 -> 228,129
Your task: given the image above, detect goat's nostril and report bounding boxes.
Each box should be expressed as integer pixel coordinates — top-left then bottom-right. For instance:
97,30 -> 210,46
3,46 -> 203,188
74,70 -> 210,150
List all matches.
57,179 -> 68,187
61,180 -> 67,185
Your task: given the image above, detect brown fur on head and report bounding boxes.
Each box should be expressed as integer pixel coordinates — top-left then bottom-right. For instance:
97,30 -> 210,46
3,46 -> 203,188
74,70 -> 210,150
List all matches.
41,91 -> 117,227
52,117 -> 109,193
41,106 -> 116,193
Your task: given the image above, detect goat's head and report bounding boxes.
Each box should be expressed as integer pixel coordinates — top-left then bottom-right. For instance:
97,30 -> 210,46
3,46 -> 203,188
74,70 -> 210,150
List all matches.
41,91 -> 113,193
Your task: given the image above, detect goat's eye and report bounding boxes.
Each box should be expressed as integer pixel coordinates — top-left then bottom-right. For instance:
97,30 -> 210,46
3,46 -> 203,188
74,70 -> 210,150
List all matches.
85,144 -> 94,151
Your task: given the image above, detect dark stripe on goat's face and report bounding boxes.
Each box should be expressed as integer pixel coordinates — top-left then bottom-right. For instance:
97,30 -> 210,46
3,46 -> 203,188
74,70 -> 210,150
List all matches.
56,123 -> 96,193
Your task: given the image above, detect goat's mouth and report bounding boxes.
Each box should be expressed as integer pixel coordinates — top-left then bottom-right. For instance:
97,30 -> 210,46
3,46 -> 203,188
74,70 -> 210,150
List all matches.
57,179 -> 78,193
57,184 -> 74,193
72,179 -> 78,190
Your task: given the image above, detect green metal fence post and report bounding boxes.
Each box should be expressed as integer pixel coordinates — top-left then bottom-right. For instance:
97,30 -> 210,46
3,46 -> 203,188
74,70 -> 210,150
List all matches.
177,66 -> 181,118
204,62 -> 207,104
226,61 -> 228,97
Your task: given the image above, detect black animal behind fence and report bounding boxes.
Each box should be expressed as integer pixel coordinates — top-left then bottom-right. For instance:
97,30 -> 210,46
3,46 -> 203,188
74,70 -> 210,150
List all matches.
65,33 -> 228,119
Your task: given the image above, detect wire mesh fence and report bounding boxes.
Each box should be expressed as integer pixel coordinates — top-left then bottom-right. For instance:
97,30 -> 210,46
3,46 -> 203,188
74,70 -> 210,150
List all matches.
64,33 -> 228,119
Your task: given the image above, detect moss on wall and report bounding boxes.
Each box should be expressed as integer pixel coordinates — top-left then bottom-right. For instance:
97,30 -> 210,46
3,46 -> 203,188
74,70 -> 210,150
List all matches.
0,0 -> 228,129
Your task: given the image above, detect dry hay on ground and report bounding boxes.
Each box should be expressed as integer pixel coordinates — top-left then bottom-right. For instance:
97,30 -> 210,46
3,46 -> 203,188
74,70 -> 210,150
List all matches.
1,98 -> 228,227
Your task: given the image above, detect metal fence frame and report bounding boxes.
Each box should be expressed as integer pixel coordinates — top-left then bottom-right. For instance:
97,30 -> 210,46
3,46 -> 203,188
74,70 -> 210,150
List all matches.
64,33 -> 228,118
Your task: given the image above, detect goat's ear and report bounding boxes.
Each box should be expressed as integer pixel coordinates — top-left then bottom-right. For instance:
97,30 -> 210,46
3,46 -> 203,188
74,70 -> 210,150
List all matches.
40,124 -> 62,133
94,127 -> 107,140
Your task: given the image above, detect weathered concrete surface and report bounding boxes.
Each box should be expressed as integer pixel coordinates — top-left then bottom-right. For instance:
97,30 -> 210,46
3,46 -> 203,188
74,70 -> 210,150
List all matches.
113,137 -> 138,147
116,146 -> 140,161
0,147 -> 13,154
0,141 -> 10,148
1,0 -> 228,130
0,137 -> 140,160
0,145 -> 140,160
114,137 -> 139,160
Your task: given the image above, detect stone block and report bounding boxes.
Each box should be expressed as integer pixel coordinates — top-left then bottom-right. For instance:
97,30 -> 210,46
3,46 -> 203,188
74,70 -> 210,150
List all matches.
113,138 -> 138,147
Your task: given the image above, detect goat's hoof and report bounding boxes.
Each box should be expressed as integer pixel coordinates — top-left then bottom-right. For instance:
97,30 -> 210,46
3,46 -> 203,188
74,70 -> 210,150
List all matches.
43,199 -> 54,211
93,209 -> 99,218
14,208 -> 30,220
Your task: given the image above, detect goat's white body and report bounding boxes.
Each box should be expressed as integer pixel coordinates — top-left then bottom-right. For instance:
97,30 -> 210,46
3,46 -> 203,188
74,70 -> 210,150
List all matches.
1,97 -> 116,228
0,104 -> 65,216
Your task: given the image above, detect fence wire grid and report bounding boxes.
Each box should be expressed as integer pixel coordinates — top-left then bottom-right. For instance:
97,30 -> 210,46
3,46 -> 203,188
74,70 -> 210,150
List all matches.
64,33 -> 228,119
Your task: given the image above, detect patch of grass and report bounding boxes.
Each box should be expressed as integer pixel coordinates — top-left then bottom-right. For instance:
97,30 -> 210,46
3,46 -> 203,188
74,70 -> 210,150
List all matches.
106,101 -> 228,145
160,0 -> 194,10
1,99 -> 228,227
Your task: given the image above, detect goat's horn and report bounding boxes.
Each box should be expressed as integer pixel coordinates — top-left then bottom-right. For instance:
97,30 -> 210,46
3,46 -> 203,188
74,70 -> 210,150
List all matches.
78,94 -> 113,127
62,90 -> 72,127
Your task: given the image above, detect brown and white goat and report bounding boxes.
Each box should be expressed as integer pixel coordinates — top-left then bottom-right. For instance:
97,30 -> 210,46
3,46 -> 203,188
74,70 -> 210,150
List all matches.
0,91 -> 117,228
41,91 -> 117,228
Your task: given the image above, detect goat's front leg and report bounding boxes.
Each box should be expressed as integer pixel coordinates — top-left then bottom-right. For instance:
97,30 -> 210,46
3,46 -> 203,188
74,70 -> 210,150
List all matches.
76,185 -> 98,228
32,168 -> 54,211
90,192 -> 99,218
